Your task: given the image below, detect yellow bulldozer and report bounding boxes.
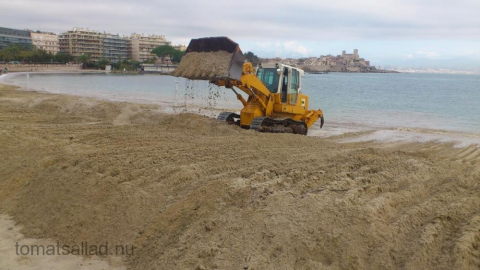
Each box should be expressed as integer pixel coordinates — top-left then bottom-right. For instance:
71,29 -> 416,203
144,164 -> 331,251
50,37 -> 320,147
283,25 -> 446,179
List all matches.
173,37 -> 324,135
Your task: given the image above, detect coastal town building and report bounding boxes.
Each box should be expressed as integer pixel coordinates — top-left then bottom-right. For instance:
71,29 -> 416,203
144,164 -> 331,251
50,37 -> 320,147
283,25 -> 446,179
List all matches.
127,33 -> 171,62
59,28 -> 103,61
173,44 -> 187,51
315,49 -> 374,72
102,34 -> 128,63
261,49 -> 377,72
0,27 -> 32,51
59,28 -> 130,62
2,25 -> 176,64
30,31 -> 59,55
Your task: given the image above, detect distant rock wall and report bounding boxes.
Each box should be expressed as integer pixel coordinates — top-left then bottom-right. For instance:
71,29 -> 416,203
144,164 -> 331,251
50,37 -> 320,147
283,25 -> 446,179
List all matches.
1,64 -> 83,73
299,65 -> 344,72
299,65 -> 396,73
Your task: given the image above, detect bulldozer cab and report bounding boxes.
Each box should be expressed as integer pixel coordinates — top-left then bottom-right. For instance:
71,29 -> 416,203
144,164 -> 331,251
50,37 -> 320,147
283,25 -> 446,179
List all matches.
256,63 -> 303,105
255,66 -> 280,93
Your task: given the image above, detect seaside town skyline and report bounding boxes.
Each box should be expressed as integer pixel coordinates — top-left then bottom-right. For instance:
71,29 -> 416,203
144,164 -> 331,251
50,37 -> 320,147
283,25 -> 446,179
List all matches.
1,25 -> 479,74
0,26 -> 187,64
1,0 -> 479,70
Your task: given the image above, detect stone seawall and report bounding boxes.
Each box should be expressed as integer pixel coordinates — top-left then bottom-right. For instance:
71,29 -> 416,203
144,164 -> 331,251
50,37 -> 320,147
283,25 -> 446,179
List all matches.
299,65 -> 398,73
299,65 -> 344,73
1,64 -> 83,73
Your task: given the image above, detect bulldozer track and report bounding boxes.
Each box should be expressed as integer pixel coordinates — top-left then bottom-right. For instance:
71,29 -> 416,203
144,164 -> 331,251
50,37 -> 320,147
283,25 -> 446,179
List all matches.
217,112 -> 240,125
250,116 -> 308,135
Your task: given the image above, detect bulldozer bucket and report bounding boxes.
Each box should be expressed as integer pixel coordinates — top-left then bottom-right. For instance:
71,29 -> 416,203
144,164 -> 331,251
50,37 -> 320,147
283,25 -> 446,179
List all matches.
173,37 -> 244,81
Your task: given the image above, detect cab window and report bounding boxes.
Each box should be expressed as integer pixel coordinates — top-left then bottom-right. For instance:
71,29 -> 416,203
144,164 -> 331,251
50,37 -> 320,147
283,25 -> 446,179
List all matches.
256,68 -> 279,93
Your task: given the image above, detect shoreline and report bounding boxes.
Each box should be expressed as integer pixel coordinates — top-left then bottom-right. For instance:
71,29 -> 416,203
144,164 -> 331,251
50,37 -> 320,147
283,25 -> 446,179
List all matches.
1,76 -> 479,148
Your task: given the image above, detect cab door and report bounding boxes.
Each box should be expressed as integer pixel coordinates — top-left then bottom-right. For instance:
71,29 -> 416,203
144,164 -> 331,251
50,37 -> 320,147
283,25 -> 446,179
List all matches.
289,69 -> 299,105
281,67 -> 289,103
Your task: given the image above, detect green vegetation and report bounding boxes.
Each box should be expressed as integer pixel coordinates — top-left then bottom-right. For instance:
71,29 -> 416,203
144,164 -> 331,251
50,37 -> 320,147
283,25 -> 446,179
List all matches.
54,52 -> 75,63
0,44 -> 75,63
111,59 -> 141,71
77,54 -> 91,68
244,51 -> 260,66
143,58 -> 157,64
75,56 -> 138,71
1,44 -> 23,61
96,58 -> 110,70
81,56 -> 114,70
152,45 -> 185,63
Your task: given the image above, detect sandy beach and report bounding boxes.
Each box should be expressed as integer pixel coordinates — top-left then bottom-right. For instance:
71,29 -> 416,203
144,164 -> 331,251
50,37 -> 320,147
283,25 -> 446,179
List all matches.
0,83 -> 479,269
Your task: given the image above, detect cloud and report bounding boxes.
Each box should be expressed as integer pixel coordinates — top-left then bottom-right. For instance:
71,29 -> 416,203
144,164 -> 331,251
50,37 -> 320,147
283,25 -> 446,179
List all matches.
1,0 -> 479,66
283,41 -> 309,57
246,41 -> 310,58
415,51 -> 439,59
2,0 -> 479,42
405,51 -> 440,59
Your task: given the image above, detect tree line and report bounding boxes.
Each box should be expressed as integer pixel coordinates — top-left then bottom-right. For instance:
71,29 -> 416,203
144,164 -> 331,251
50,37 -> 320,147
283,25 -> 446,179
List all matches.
1,43 -> 260,68
151,45 -> 185,63
0,44 -> 75,63
244,51 -> 260,66
1,44 -> 185,65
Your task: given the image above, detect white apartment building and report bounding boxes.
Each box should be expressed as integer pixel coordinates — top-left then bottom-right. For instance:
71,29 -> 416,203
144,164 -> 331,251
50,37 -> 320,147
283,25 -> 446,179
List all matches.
30,32 -> 59,54
128,33 -> 171,62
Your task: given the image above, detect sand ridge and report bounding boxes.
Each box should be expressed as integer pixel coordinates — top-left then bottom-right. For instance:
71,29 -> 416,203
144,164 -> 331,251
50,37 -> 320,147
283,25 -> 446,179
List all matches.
0,84 -> 479,270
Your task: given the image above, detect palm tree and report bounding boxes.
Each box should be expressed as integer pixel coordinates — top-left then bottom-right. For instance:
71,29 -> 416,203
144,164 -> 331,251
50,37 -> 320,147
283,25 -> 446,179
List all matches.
77,54 -> 91,69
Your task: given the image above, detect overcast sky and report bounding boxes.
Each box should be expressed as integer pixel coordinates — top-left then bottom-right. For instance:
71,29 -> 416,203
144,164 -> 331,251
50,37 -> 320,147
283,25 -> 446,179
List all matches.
1,0 -> 479,68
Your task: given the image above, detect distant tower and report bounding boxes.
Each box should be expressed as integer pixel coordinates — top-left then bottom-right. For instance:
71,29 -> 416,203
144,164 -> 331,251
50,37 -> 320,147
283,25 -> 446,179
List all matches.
353,49 -> 359,60
342,50 -> 346,57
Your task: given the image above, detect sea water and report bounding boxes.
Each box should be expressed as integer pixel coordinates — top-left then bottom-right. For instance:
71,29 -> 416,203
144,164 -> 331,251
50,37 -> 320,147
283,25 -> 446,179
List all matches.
304,72 -> 480,134
1,72 -> 479,134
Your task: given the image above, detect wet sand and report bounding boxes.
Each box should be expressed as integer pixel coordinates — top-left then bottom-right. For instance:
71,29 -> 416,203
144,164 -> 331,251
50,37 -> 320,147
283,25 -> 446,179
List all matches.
0,83 -> 479,270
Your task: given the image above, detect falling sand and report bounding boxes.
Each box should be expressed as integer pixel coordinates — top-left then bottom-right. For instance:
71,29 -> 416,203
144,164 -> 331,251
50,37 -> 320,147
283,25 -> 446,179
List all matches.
0,83 -> 479,270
